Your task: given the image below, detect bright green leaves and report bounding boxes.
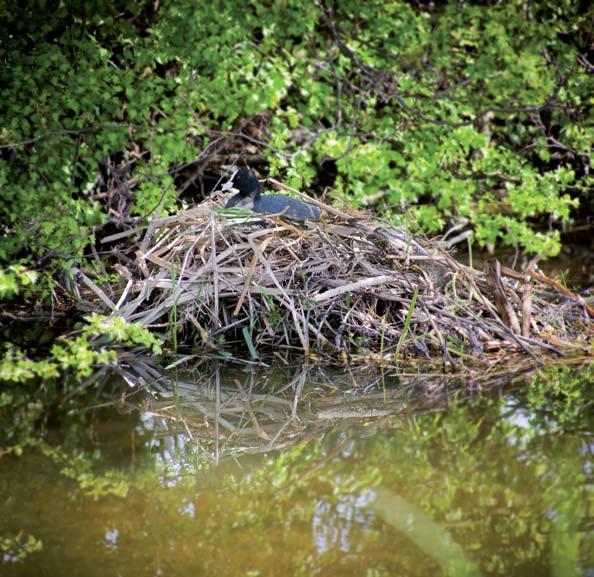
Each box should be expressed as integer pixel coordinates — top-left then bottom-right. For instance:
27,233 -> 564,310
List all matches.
41,445 -> 130,499
0,532 -> 43,562
475,215 -> 564,257
333,141 -> 404,207
504,167 -> 577,220
0,266 -> 38,299
434,3 -> 559,106
0,314 -> 162,384
0,0 -> 589,285
0,348 -> 64,383
81,313 -> 163,355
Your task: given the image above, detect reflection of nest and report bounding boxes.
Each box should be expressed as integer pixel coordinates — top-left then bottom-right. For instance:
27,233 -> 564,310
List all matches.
82,193 -> 591,363
141,361 -> 542,460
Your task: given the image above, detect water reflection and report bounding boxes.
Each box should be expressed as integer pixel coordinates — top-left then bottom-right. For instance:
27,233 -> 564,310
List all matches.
313,490 -> 376,554
104,528 -> 119,551
0,361 -> 592,577
141,362 -> 538,469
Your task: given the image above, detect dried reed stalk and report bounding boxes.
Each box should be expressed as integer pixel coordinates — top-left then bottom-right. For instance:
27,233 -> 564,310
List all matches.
80,198 -> 591,364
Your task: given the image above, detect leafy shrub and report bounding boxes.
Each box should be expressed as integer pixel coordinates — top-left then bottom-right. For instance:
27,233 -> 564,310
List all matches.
0,314 -> 162,383
0,0 -> 591,287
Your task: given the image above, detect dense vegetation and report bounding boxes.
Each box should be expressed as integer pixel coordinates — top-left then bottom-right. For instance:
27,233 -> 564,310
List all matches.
2,0 -> 592,276
0,0 -> 592,375
1,6 -> 592,570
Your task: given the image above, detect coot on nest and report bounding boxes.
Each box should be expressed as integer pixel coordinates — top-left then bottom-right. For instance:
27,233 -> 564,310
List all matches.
224,169 -> 321,220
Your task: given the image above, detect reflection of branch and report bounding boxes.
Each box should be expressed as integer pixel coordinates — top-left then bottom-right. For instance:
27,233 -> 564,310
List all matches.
235,378 -> 271,440
373,488 -> 484,577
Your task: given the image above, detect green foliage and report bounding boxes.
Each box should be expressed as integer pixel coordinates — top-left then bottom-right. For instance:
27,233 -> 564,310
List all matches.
0,532 -> 43,562
0,348 -> 63,383
525,362 -> 594,431
0,0 -> 591,293
41,445 -> 129,499
0,387 -> 45,456
0,265 -> 38,299
0,314 -> 161,459
0,314 -> 162,384
80,313 -> 163,354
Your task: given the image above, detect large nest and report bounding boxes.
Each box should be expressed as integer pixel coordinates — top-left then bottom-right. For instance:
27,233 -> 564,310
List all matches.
80,189 -> 592,364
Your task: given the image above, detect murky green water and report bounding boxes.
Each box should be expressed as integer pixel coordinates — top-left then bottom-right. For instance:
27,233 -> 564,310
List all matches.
1,362 -> 593,576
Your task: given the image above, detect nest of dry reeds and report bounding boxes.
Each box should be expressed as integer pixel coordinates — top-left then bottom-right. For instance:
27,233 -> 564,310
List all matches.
80,187 -> 592,365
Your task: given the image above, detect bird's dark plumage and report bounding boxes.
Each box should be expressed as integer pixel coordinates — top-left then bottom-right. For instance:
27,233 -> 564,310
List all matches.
224,169 -> 321,220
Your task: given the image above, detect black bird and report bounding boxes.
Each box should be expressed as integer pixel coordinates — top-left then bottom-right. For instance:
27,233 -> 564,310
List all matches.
224,169 -> 321,220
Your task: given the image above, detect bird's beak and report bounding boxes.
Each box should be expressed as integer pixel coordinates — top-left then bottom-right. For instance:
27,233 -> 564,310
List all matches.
220,168 -> 239,192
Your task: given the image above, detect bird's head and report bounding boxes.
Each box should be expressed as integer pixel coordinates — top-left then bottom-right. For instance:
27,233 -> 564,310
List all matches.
231,168 -> 261,198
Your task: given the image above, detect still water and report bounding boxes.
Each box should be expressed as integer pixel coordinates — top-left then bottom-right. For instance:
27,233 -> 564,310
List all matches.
1,362 -> 593,576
